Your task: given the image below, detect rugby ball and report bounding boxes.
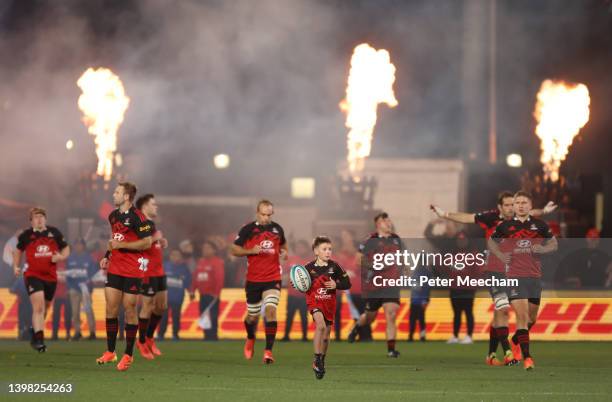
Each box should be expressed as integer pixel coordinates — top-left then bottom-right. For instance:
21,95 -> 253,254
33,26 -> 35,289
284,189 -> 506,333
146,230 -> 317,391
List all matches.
290,264 -> 311,293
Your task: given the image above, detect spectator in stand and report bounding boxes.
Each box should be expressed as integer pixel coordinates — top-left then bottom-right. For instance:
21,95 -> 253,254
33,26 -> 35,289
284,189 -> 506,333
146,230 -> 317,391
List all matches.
51,262 -> 72,340
222,232 -> 246,287
10,275 -> 32,341
65,239 -> 97,340
5,229 -> 32,341
408,264 -> 430,342
90,237 -> 108,264
560,228 -> 611,289
281,240 -> 310,342
2,229 -> 20,267
159,249 -> 191,341
179,239 -> 197,273
190,241 -> 224,340
446,232 -> 479,345
210,233 -> 248,288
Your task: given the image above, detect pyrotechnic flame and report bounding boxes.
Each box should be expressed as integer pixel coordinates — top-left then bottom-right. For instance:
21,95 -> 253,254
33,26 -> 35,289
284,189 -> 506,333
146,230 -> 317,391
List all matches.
340,43 -> 397,181
77,67 -> 130,181
534,80 -> 590,182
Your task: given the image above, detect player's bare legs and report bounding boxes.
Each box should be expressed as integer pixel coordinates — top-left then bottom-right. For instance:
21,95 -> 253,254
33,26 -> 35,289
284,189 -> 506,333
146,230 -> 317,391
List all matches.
383,303 -> 400,357
243,304 -> 260,360
137,295 -> 155,360
116,292 -> 139,370
511,299 -> 534,369
123,292 -> 139,333
313,313 -> 327,355
488,307 -> 516,365
348,310 -> 377,343
262,288 -> 280,363
145,290 -> 167,355
312,312 -> 329,379
30,291 -> 46,335
359,310 -> 377,326
97,287 -> 122,365
322,325 -> 332,355
153,290 -> 168,316
528,302 -> 539,329
105,287 -> 122,319
28,291 -> 49,351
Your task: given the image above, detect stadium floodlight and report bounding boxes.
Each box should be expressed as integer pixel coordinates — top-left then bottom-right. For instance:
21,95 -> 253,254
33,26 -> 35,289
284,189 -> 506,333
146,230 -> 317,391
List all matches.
506,153 -> 522,168
66,140 -> 74,150
214,153 -> 230,169
291,177 -> 315,199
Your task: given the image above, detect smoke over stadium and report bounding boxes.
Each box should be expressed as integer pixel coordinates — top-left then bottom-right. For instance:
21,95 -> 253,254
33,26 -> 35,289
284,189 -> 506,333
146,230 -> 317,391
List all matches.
1,0 -> 612,400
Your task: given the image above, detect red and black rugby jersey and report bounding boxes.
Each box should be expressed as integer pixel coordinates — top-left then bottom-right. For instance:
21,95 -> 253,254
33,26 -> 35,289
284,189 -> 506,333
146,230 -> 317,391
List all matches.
17,226 -> 68,282
234,221 -> 286,282
108,206 -> 154,278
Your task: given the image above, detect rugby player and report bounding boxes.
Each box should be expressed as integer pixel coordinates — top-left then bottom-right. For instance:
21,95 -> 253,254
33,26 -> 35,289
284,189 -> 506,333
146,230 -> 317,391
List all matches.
305,236 -> 351,379
347,212 -> 403,358
432,195 -> 556,365
13,207 -> 70,352
135,194 -> 168,360
96,182 -> 153,371
488,191 -> 558,370
231,199 -> 287,364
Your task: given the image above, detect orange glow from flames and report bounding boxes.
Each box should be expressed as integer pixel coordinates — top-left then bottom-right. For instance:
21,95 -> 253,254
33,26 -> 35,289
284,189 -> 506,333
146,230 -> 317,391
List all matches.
77,67 -> 130,181
534,80 -> 590,182
340,43 -> 397,181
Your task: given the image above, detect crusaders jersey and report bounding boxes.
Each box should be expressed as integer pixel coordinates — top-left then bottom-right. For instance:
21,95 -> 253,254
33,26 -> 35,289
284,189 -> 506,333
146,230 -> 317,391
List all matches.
17,226 -> 68,282
359,233 -> 404,291
234,221 -> 286,282
491,216 -> 554,278
108,206 -> 154,278
143,220 -> 164,277
305,259 -> 351,322
474,209 -> 505,273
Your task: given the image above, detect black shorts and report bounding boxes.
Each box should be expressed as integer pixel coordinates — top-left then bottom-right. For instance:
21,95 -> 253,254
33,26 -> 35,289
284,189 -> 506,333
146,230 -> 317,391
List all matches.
508,277 -> 542,306
486,271 -> 509,299
24,276 -> 57,301
245,281 -> 281,304
105,272 -> 142,295
140,275 -> 168,296
365,297 -> 400,312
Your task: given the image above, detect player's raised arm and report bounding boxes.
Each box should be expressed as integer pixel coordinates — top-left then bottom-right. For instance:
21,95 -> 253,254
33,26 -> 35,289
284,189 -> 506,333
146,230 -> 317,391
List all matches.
530,201 -> 558,217
430,205 -> 475,224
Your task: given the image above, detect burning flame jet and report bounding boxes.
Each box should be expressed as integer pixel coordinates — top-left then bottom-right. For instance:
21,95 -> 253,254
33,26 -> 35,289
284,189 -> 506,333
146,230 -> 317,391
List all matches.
77,67 -> 130,181
534,80 -> 590,182
340,43 -> 397,181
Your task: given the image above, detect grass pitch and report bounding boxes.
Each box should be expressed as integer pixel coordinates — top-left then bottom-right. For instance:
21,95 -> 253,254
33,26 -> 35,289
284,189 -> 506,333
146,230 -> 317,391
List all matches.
1,340 -> 611,401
